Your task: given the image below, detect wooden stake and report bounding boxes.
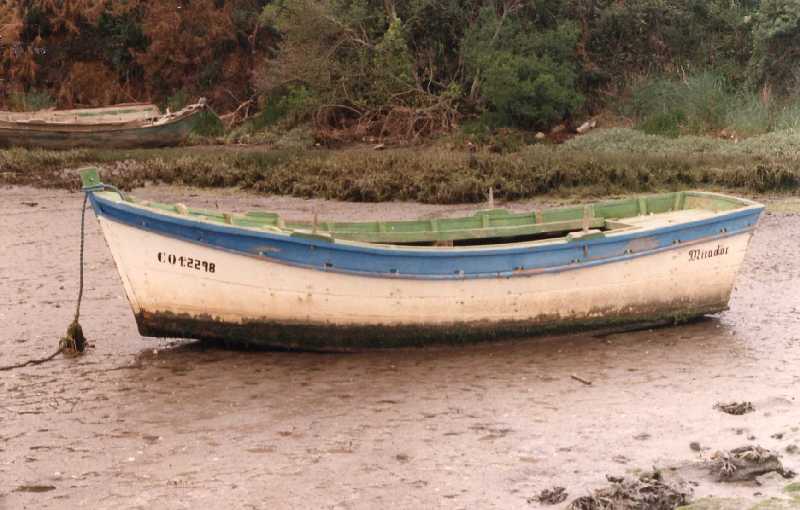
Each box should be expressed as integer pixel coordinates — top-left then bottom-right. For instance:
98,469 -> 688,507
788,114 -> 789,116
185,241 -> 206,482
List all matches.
582,205 -> 591,232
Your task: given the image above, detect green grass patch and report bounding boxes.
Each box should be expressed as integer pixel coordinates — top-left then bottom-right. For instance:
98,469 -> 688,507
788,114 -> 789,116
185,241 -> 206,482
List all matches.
784,482 -> 800,493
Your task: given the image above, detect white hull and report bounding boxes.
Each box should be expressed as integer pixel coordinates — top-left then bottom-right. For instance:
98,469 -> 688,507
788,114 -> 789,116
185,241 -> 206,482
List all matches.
97,216 -> 753,348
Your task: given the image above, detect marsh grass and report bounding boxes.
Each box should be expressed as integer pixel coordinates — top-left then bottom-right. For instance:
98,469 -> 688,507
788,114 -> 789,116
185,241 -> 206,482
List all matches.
564,127 -> 800,160
626,73 -> 734,137
774,101 -> 800,131
625,72 -> 800,139
3,127 -> 799,202
725,96 -> 773,136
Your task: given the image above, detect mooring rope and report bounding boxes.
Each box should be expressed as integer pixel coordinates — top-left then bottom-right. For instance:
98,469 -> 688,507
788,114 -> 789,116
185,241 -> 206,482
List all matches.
0,193 -> 89,371
73,193 -> 88,329
60,192 -> 89,354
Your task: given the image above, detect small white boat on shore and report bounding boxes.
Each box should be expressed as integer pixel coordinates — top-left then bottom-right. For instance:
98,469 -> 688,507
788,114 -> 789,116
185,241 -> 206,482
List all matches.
80,169 -> 763,350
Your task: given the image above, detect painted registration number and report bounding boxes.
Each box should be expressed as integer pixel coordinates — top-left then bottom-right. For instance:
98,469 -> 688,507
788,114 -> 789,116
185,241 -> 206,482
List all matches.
157,252 -> 216,273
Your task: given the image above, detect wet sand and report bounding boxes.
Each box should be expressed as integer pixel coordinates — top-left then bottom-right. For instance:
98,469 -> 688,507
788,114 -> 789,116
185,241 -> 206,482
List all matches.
2,186 -> 800,509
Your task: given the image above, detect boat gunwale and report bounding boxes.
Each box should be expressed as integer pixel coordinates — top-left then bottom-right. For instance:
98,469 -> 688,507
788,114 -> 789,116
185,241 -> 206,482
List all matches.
0,102 -> 203,132
89,189 -> 764,257
0,103 -> 160,124
100,214 -> 755,281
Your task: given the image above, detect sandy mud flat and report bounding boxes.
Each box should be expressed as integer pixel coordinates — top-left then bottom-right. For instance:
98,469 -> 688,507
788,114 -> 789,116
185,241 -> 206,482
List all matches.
2,186 -> 800,509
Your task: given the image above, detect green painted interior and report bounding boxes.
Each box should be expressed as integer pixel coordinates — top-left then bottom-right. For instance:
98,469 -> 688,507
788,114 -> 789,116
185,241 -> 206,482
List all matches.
79,168 -> 757,246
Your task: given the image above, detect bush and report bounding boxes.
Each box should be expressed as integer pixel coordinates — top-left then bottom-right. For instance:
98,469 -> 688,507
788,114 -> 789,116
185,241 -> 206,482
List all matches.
463,6 -> 583,130
269,85 -> 318,127
586,1 -> 756,86
477,52 -> 583,130
639,110 -> 686,138
191,110 -> 225,138
231,85 -> 319,140
750,0 -> 800,93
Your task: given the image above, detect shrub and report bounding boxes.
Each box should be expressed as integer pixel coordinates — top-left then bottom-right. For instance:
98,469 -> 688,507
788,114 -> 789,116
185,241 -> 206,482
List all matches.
192,110 -> 226,137
463,5 -> 583,130
477,52 -> 583,130
750,0 -> 800,94
639,110 -> 686,138
586,1 -> 756,86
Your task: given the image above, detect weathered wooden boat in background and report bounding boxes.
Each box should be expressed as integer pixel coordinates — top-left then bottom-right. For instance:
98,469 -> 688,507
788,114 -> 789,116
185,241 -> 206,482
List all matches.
80,169 -> 764,350
0,103 -> 160,124
0,100 -> 207,149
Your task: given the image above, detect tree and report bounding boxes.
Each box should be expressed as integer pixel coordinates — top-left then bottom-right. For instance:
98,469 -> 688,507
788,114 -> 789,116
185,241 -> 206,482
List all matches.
258,0 -> 458,136
463,1 -> 583,129
0,1 -> 272,109
750,0 -> 800,94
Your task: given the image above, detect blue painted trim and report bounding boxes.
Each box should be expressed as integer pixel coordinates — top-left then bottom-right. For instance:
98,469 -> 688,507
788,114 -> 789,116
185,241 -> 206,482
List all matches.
88,192 -> 763,280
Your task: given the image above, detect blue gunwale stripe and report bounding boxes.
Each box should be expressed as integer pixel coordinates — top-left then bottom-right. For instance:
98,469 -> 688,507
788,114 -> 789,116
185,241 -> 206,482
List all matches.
89,192 -> 763,280
117,223 -> 755,281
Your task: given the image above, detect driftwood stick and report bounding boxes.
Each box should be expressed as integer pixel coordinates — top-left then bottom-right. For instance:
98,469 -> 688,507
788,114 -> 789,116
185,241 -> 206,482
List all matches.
570,374 -> 593,386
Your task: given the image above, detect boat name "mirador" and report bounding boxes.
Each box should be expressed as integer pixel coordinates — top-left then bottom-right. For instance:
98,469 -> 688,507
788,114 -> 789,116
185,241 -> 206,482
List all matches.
688,245 -> 729,262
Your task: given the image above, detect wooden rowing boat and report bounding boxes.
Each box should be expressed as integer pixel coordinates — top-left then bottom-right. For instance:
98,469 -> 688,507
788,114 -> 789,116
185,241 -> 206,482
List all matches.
0,100 -> 206,149
0,103 -> 160,124
80,168 -> 764,350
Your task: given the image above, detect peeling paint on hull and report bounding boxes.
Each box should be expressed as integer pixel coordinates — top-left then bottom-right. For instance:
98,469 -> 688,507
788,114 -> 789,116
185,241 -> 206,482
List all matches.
96,215 -> 755,350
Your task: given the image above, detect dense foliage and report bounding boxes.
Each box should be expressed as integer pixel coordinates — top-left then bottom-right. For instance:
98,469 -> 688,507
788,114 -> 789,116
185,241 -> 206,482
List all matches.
0,0 -> 271,110
1,1 -> 799,135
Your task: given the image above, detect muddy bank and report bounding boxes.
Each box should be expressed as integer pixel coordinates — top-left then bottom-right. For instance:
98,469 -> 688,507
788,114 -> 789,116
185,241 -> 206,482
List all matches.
2,186 -> 800,509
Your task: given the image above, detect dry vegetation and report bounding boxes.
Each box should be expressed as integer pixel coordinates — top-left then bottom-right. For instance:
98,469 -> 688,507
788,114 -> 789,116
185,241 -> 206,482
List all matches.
2,128 -> 799,202
0,1 -> 268,111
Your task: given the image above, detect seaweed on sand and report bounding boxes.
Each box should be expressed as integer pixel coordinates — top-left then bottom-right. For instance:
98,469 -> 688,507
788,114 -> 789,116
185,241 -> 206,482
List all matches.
567,471 -> 691,510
